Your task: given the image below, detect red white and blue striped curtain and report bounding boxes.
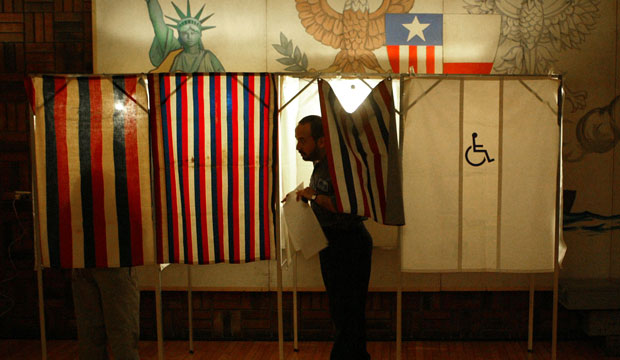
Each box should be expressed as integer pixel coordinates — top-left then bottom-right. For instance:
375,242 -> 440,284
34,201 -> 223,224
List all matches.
318,78 -> 404,225
27,75 -> 155,268
148,73 -> 277,264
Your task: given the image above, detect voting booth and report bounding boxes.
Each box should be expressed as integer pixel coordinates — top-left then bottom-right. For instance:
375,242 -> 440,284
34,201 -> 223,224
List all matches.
400,76 -> 561,273
28,73 -> 563,360
278,74 -> 563,359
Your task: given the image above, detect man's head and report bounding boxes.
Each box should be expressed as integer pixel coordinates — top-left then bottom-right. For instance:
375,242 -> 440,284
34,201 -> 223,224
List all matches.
295,115 -> 325,162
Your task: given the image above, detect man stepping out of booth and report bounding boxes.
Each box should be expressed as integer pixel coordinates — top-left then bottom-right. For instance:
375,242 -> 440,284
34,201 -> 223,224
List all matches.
292,114 -> 373,360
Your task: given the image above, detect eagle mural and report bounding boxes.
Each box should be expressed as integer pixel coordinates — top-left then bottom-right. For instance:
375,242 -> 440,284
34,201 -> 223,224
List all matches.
463,0 -> 600,74
296,0 -> 415,73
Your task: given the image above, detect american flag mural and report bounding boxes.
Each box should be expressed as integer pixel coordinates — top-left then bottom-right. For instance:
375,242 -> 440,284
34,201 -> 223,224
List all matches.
385,13 -> 499,75
385,13 -> 443,74
27,75 -> 155,268
318,78 -> 404,226
148,73 -> 277,264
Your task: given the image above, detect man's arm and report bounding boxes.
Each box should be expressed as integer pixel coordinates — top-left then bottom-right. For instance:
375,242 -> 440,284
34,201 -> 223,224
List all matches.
296,187 -> 337,213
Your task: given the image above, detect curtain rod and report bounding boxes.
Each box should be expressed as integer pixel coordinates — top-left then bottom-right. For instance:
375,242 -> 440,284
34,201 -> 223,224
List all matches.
25,72 -> 562,81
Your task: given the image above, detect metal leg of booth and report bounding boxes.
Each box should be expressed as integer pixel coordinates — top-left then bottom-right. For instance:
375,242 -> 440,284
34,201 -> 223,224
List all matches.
528,275 -> 535,352
552,266 -> 559,360
277,247 -> 284,360
156,266 -> 164,360
293,251 -> 299,352
188,266 -> 194,354
396,271 -> 403,360
37,265 -> 47,360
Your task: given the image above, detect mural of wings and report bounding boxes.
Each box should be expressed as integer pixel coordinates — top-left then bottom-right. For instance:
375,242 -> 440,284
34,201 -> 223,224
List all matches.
464,0 -> 600,74
296,0 -> 415,73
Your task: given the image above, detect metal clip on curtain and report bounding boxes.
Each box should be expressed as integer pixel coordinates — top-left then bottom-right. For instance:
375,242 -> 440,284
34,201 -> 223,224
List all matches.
408,66 -> 416,77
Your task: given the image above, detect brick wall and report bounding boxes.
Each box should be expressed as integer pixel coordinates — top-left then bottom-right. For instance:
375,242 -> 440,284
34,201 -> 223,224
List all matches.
138,291 -> 583,342
0,0 -> 92,339
1,287 -> 584,341
0,0 -> 587,343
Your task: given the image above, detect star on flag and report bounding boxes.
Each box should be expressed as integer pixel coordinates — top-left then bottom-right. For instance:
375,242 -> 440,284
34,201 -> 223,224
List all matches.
402,16 -> 430,42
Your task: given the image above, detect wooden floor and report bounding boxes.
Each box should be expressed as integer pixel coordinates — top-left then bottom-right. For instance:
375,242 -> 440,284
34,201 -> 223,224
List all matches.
0,339 -> 617,359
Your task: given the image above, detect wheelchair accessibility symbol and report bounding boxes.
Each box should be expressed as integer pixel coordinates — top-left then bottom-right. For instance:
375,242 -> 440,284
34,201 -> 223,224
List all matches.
465,132 -> 495,167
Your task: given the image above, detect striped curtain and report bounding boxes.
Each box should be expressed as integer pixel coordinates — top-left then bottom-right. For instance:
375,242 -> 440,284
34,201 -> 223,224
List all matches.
28,75 -> 155,268
318,78 -> 404,225
148,73 -> 277,264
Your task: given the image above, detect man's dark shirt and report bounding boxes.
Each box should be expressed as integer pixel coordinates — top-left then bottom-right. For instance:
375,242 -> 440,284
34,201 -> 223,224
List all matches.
309,157 -> 365,229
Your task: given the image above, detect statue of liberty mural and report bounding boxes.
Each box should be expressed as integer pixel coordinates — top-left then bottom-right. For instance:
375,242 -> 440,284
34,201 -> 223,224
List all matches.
146,0 -> 225,73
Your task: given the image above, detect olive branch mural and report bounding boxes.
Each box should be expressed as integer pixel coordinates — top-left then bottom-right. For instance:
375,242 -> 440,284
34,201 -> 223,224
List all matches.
272,32 -> 309,72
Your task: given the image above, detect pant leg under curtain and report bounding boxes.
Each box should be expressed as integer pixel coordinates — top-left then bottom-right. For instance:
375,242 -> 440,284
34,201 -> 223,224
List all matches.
72,268 -> 109,360
95,267 -> 140,360
320,223 -> 373,360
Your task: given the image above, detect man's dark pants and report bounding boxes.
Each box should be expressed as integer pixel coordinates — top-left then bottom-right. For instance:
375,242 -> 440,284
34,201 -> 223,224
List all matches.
319,223 -> 373,360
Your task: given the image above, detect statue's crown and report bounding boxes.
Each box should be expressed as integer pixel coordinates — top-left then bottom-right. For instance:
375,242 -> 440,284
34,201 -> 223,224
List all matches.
166,0 -> 215,32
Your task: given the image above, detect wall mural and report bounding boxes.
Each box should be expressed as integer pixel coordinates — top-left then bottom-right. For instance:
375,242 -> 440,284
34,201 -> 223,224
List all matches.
92,0 -> 618,278
564,93 -> 620,235
463,0 -> 599,113
273,0 -> 418,73
464,0 -> 599,75
274,0 -> 500,74
459,1 -> 618,238
292,0 -> 414,73
145,0 -> 225,72
571,95 -> 620,160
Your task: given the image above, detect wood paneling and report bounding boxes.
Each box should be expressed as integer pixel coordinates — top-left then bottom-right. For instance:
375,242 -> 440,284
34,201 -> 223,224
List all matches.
0,339 -> 617,360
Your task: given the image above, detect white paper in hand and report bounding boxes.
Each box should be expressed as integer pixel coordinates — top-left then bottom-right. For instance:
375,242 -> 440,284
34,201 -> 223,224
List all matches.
282,183 -> 328,259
